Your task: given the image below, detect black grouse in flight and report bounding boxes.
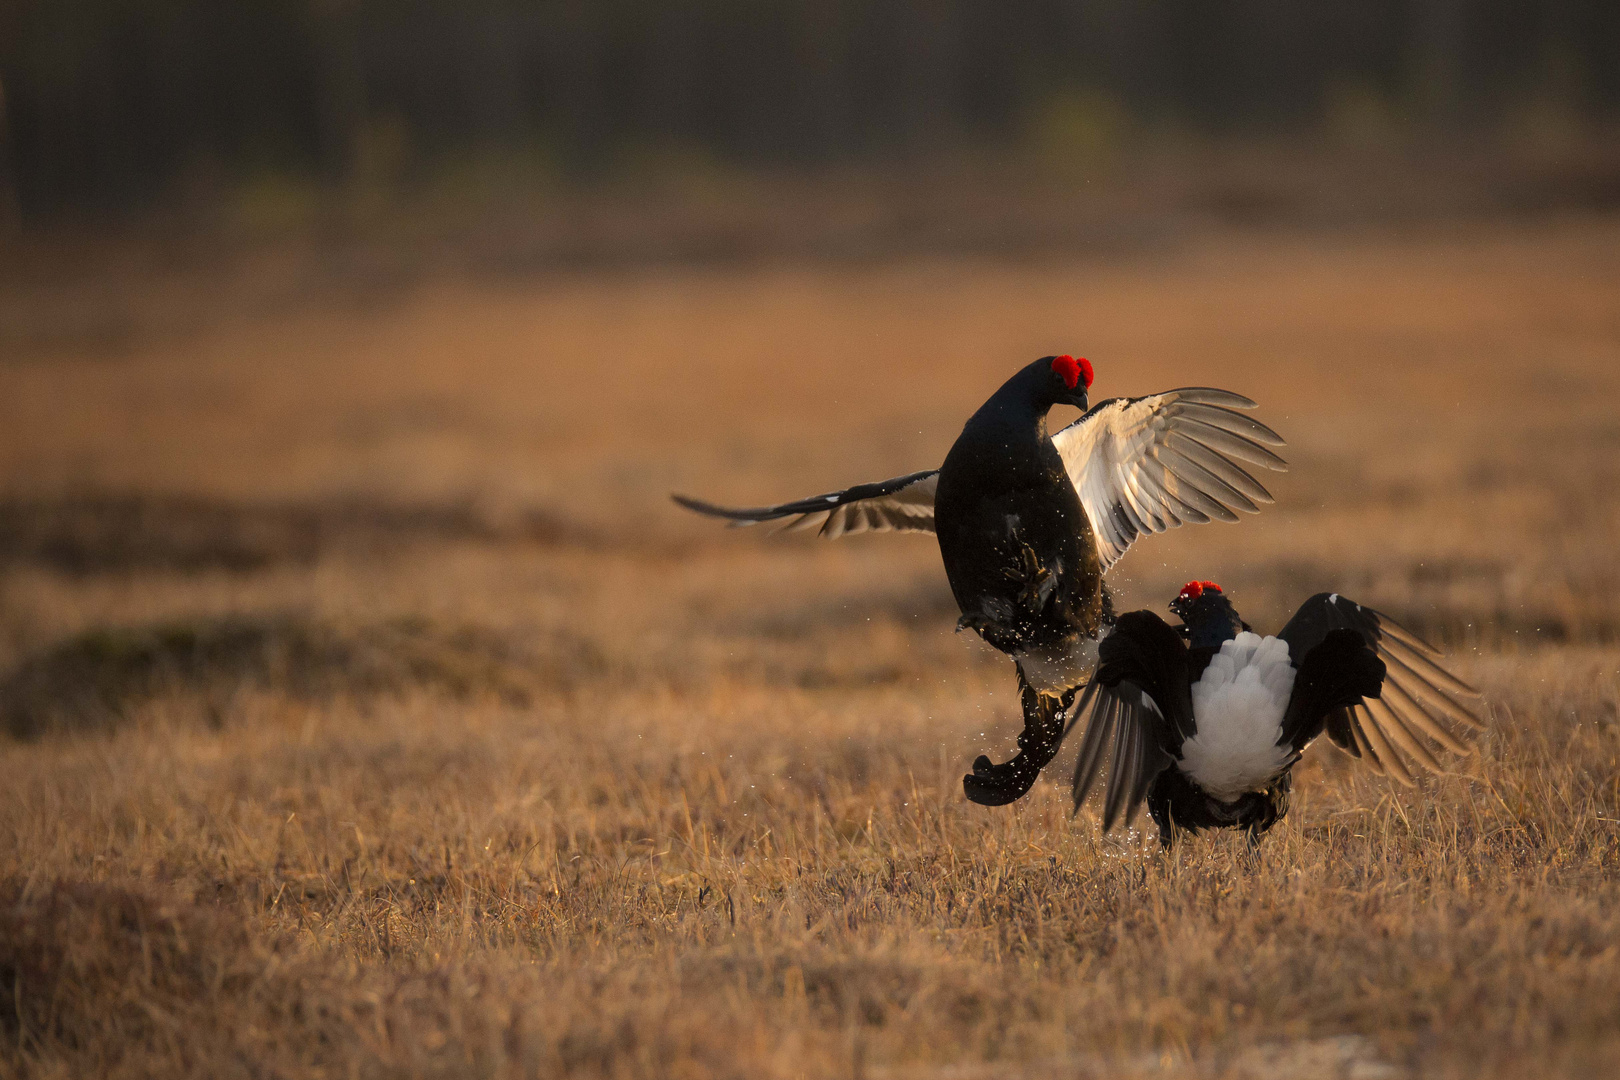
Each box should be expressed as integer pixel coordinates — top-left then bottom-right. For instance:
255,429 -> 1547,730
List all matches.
1068,581 -> 1485,847
674,356 -> 1287,805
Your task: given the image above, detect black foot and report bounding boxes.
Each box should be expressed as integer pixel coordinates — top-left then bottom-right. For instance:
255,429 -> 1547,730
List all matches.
962,677 -> 1075,807
963,752 -> 1044,806
956,613 -> 988,635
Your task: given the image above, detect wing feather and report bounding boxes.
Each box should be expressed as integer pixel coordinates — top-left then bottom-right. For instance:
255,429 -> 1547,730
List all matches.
1131,462 -> 1212,525
1378,677 -> 1474,756
1349,705 -> 1386,775
1365,696 -> 1447,774
1114,466 -> 1166,532
1164,432 -> 1278,504
1170,402 -> 1287,447
1070,693 -> 1117,813
1158,388 -> 1262,409
1156,464 -> 1243,523
1381,653 -> 1485,733
1103,699 -> 1136,829
1177,419 -> 1290,471
1380,636 -> 1482,702
1052,388 -> 1286,571
1279,592 -> 1486,781
673,470 -> 938,538
1355,700 -> 1414,785
1154,445 -> 1264,514
1070,684 -> 1175,833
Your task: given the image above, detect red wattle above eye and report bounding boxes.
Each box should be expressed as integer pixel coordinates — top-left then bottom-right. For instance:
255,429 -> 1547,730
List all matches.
1052,354 -> 1092,390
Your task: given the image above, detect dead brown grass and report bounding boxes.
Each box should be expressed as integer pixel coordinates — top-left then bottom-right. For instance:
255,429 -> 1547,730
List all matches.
2,218 -> 1620,1078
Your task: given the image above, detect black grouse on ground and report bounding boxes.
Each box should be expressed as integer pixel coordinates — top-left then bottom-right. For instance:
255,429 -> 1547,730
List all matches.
674,355 -> 1287,806
1067,581 -> 1485,848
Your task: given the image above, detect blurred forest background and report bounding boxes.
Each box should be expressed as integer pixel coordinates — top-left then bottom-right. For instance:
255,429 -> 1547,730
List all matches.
2,0 -> 1618,252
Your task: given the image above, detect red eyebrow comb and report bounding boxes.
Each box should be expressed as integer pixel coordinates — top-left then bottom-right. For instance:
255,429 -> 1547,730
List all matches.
1051,355 -> 1093,390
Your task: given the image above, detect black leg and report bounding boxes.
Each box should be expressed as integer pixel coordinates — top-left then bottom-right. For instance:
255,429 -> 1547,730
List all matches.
962,672 -> 1076,806
1239,775 -> 1291,858
1148,784 -> 1176,849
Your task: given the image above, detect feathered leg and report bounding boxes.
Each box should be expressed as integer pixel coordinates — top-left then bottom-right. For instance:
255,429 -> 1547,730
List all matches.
1241,773 -> 1292,852
1147,777 -> 1181,849
962,667 -> 1076,806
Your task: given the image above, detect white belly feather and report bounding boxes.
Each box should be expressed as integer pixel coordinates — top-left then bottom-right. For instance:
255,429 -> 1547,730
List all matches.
1180,632 -> 1296,801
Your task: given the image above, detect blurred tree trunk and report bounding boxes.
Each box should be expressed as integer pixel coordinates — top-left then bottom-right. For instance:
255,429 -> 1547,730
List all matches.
1538,0 -> 1584,110
311,0 -> 366,183
791,0 -> 853,159
0,73 -> 18,234
536,0 -> 608,166
892,0 -> 964,156
1411,0 -> 1467,128
641,4 -> 701,145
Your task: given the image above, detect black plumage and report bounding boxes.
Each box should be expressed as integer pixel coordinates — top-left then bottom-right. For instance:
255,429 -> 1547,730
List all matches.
674,356 -> 1286,805
1068,583 -> 1486,848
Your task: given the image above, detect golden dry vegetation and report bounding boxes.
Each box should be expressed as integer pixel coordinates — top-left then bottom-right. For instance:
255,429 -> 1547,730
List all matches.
2,218 -> 1619,1079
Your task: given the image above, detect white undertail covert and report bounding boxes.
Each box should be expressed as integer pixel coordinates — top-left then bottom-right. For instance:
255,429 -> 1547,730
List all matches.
1181,632 -> 1297,801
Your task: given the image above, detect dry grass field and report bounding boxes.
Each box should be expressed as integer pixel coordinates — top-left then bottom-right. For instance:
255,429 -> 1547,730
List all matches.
2,217 -> 1619,1079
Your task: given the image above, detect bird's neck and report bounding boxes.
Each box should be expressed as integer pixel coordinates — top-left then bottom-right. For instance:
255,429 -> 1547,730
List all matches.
1186,608 -> 1244,650
967,371 -> 1052,442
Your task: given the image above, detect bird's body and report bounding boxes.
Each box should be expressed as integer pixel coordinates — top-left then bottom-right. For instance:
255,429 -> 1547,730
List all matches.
933,364 -> 1108,679
675,355 -> 1288,806
1071,583 -> 1484,847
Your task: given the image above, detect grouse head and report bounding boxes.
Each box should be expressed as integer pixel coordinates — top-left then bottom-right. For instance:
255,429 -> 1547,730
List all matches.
1034,354 -> 1093,412
974,355 -> 1093,427
1043,354 -> 1095,409
1170,580 -> 1243,648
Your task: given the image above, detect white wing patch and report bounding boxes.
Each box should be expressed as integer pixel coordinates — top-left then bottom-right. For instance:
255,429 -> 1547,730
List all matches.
1050,389 -> 1286,571
1181,632 -> 1297,801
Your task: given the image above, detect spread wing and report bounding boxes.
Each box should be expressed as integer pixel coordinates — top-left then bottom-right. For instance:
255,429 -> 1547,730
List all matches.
672,470 -> 938,538
1050,389 -> 1287,571
1066,611 -> 1188,832
1277,593 -> 1486,785
1067,679 -> 1177,833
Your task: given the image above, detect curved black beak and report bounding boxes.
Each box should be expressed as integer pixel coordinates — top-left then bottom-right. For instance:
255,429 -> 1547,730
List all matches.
1063,388 -> 1090,412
